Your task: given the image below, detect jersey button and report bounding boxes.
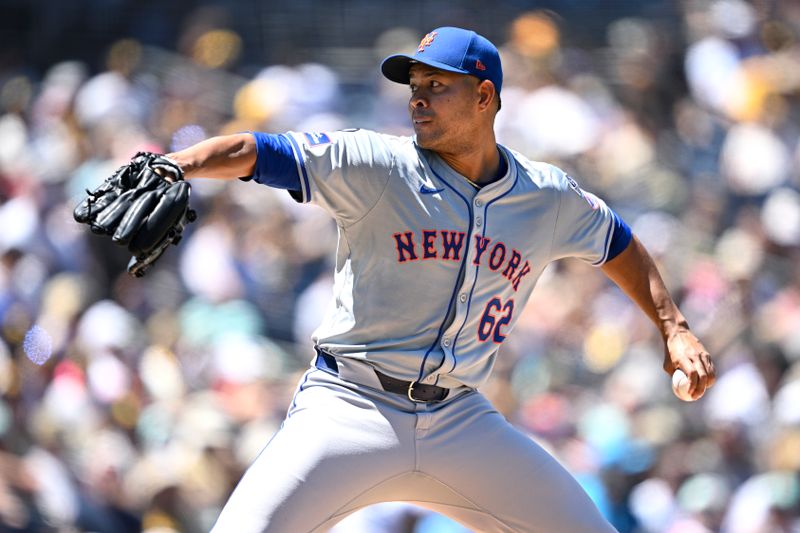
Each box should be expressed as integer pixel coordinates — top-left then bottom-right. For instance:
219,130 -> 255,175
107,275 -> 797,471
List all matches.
459,293 -> 467,303
475,216 -> 483,227
475,199 -> 483,207
443,338 -> 451,347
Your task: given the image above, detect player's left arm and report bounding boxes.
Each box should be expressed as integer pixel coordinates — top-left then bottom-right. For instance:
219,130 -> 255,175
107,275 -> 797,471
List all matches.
164,133 -> 257,180
601,236 -> 716,400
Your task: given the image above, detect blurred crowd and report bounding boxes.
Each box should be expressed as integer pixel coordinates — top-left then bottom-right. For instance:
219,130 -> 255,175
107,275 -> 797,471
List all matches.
1,1 -> 800,532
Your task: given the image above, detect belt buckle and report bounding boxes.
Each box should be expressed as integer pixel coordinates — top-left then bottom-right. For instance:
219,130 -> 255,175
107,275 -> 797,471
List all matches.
407,381 -> 426,403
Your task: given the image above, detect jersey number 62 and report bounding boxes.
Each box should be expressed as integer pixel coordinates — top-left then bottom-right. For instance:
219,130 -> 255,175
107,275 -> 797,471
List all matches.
477,297 -> 514,344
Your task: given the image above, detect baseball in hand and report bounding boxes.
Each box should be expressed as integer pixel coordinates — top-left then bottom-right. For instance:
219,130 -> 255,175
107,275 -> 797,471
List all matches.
671,369 -> 694,401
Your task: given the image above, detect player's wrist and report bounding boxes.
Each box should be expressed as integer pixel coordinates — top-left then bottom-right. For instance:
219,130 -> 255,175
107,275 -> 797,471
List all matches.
660,316 -> 690,341
161,153 -> 189,179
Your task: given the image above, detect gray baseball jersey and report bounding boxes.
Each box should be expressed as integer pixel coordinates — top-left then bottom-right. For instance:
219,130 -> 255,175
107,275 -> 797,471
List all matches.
212,129 -> 628,532
248,129 -> 630,389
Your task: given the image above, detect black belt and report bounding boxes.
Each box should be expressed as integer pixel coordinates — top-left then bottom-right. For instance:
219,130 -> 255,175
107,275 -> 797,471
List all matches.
314,350 -> 449,403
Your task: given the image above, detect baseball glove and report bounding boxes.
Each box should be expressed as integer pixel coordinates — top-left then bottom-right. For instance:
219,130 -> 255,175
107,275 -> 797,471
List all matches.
74,152 -> 197,277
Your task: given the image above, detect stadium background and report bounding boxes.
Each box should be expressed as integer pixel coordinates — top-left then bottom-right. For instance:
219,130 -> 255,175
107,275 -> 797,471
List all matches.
0,0 -> 799,531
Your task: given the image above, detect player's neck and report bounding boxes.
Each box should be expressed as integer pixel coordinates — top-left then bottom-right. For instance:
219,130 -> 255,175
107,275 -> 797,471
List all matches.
437,140 -> 502,186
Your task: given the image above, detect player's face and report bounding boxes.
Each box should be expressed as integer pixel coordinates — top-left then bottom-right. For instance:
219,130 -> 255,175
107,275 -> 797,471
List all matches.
408,64 -> 482,152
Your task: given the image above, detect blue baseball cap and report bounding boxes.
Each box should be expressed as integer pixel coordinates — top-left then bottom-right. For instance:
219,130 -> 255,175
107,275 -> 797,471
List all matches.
381,27 -> 503,94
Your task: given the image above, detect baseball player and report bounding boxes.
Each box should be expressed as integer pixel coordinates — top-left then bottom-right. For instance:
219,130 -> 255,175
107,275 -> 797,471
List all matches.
159,27 -> 716,532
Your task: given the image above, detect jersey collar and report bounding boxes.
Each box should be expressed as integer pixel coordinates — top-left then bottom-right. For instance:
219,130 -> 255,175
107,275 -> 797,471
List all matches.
421,144 -> 516,200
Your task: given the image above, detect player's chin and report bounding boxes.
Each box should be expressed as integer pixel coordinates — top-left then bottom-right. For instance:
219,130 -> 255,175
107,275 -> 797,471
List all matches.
413,127 -> 442,149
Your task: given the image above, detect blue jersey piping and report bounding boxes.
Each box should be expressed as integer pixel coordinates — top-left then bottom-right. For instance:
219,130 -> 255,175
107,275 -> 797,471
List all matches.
446,164 -> 519,376
414,165 -> 473,384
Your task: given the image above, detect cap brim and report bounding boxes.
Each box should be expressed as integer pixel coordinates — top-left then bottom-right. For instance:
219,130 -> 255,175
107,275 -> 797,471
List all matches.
381,54 -> 469,84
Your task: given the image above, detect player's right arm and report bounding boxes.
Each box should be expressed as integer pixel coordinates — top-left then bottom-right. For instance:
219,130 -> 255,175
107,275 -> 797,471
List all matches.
546,165 -> 714,399
601,236 -> 716,400
164,133 -> 257,180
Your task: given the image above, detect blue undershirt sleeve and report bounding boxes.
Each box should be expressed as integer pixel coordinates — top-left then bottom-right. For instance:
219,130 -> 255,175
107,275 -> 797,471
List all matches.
605,211 -> 632,262
246,132 -> 302,191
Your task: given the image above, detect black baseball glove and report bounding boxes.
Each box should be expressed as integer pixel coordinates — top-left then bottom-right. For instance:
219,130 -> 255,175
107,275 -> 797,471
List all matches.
74,152 -> 197,277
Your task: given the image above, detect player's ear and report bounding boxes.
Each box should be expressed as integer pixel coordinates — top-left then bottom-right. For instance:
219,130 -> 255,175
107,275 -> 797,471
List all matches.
477,80 -> 496,112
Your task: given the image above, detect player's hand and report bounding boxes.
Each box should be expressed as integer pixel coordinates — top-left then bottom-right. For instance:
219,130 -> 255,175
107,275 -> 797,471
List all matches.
153,155 -> 182,182
663,327 -> 716,400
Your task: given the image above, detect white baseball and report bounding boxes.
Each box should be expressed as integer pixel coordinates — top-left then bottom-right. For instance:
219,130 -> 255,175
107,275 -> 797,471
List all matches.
671,369 -> 694,401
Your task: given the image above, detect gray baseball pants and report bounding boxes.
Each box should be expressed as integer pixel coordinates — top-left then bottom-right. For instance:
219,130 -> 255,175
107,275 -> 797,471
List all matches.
211,363 -> 618,533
